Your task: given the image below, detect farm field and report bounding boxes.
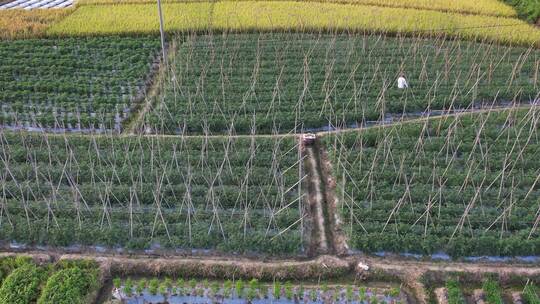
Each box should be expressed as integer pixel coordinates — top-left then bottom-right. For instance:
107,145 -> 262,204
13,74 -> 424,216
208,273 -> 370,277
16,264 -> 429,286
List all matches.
0,9 -> 72,40
75,0 -> 518,19
46,2 -> 540,47
109,277 -> 404,303
143,33 -> 539,135
0,132 -> 304,254
425,275 -> 540,304
321,107 -> 540,257
2,0 -> 540,300
0,37 -> 160,132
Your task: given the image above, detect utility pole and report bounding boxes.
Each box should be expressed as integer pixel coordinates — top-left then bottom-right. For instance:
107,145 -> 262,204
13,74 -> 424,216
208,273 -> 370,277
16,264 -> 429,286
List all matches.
157,0 -> 167,66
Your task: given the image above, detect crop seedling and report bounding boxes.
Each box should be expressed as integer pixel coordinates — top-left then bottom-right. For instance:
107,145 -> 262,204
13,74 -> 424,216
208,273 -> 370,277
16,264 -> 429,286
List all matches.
123,278 -> 133,296
149,279 -> 159,295
285,281 -> 293,300
274,282 -> 281,299
136,280 -> 146,295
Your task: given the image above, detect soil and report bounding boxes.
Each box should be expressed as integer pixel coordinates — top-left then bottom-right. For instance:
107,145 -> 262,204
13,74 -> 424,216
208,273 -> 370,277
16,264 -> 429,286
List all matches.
473,289 -> 485,304
317,141 -> 350,256
434,288 -> 448,304
511,291 -> 524,304
304,144 -> 330,256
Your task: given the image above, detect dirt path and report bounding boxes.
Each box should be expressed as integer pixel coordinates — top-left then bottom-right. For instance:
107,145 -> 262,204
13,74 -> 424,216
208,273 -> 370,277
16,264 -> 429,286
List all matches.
7,104 -> 535,140
361,255 -> 540,276
304,144 -> 330,256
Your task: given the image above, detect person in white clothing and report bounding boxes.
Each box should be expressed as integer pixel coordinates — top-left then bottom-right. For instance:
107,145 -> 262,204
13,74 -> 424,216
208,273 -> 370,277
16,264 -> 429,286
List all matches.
397,74 -> 408,89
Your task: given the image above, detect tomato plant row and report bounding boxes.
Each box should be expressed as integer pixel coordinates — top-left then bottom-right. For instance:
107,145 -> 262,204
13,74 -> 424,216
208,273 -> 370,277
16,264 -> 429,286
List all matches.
321,108 -> 540,257
0,37 -> 160,131
0,132 -> 305,254
144,33 -> 540,135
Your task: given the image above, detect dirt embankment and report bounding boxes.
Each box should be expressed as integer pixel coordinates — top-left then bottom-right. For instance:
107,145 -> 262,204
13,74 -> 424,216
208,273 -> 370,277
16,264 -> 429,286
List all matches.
61,254 -> 351,281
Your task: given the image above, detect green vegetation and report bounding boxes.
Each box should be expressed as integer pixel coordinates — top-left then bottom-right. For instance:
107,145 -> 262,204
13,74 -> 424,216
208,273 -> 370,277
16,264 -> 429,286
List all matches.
0,258 -> 99,304
113,277 -> 402,303
0,264 -> 47,304
322,108 -> 540,257
502,0 -> 540,22
37,266 -> 99,304
524,284 -> 540,304
0,256 -> 33,283
0,37 -> 160,130
145,33 -> 539,135
0,132 -> 303,254
446,280 -> 466,304
483,279 -> 504,304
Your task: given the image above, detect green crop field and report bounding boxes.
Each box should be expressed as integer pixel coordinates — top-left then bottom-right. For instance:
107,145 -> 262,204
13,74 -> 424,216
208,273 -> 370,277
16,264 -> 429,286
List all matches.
142,33 -> 539,135
1,0 -> 540,263
321,107 -> 540,257
0,37 -> 160,131
0,132 -> 304,254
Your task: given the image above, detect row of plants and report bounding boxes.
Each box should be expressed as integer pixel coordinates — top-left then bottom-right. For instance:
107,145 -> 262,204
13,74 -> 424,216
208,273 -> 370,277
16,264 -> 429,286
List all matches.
143,32 -> 540,135
0,257 -> 99,304
434,278 -> 539,304
523,284 -> 540,304
482,279 -> 504,304
322,108 -> 540,257
46,1 -> 540,47
445,280 -> 466,304
112,277 -> 403,303
0,37 -> 160,130
0,131 -> 305,254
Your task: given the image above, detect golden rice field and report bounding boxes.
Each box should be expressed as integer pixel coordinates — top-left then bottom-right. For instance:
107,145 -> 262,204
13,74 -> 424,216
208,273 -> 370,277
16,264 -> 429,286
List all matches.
75,0 -> 518,18
47,1 -> 540,47
0,9 -> 73,40
47,3 -> 212,35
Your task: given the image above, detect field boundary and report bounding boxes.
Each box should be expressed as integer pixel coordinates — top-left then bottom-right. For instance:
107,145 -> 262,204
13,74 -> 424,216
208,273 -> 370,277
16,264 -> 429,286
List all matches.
2,104 -> 534,140
122,41 -> 175,134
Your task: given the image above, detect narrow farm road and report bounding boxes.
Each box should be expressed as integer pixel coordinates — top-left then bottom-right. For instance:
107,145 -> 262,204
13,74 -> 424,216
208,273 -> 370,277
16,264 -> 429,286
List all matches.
303,142 -> 331,256
302,135 -> 350,256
